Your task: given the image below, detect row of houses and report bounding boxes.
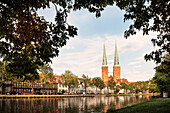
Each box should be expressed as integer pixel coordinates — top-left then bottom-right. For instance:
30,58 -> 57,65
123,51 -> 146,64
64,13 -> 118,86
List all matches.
0,74 -> 123,95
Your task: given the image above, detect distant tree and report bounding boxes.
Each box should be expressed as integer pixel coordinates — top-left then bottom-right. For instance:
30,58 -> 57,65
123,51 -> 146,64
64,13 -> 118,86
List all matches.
81,74 -> 91,94
99,81 -> 106,93
39,64 -> 55,83
129,83 -> 136,93
92,77 -> 105,94
115,85 -> 120,94
154,55 -> 170,97
61,70 -> 78,93
149,79 -> 158,93
107,77 -> 116,93
0,61 -> 6,92
120,82 -> 129,94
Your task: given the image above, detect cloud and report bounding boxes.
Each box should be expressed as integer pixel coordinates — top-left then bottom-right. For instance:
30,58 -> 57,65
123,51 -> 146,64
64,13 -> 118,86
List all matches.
51,31 -> 157,82
127,61 -> 141,66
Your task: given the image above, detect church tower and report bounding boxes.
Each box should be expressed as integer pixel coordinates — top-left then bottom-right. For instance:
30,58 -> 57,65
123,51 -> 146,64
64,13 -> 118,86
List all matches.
102,43 -> 108,83
113,43 -> 121,81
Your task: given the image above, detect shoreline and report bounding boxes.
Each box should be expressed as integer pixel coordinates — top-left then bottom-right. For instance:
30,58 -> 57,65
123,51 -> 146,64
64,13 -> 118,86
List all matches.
0,93 -> 157,99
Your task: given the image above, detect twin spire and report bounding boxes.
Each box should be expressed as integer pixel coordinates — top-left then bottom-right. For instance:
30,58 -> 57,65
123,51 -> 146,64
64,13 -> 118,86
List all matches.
102,43 -> 107,66
102,42 -> 120,66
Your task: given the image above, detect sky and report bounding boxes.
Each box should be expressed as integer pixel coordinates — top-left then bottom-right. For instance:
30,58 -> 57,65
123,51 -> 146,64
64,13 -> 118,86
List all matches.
38,4 -> 157,82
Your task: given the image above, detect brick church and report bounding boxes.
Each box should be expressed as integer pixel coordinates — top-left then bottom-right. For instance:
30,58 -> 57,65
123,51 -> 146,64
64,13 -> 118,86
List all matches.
102,43 -> 128,84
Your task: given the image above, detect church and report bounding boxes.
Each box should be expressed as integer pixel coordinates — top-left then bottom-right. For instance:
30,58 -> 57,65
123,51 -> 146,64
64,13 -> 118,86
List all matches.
102,43 -> 128,84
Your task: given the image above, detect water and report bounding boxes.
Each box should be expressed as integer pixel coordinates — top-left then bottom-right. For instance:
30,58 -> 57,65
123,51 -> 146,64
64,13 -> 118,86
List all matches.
0,95 -> 152,113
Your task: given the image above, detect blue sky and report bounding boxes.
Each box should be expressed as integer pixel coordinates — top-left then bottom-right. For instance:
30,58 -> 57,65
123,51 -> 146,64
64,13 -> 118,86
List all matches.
38,4 -> 157,82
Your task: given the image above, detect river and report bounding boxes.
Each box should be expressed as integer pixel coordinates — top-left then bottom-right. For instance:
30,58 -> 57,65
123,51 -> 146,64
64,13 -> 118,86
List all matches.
0,95 -> 152,113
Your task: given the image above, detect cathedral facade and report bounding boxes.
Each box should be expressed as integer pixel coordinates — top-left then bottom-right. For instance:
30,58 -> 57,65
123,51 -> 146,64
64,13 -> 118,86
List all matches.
102,43 -> 127,84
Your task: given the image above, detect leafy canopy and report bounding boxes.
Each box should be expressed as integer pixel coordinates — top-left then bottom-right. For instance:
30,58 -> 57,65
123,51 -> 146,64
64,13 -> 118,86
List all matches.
0,0 -> 77,80
81,74 -> 91,93
61,70 -> 78,91
0,0 -> 169,81
92,77 -> 106,90
107,77 -> 116,90
154,55 -> 170,97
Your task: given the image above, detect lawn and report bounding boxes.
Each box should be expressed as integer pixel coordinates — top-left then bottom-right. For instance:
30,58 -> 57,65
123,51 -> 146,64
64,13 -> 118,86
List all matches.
107,98 -> 170,113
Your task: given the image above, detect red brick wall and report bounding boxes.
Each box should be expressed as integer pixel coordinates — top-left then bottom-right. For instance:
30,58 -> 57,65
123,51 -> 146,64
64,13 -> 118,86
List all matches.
102,66 -> 108,83
113,66 -> 120,81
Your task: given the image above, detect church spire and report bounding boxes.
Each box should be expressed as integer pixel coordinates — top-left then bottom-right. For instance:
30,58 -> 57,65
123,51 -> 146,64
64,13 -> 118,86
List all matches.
114,42 -> 120,66
102,43 -> 107,66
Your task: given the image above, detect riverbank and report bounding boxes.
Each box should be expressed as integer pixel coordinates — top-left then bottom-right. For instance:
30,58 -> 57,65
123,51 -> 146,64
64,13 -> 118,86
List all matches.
107,98 -> 170,113
0,93 -> 157,99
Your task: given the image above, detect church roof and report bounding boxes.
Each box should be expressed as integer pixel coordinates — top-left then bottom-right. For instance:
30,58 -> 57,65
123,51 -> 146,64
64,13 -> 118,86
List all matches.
114,42 -> 120,67
102,43 -> 107,66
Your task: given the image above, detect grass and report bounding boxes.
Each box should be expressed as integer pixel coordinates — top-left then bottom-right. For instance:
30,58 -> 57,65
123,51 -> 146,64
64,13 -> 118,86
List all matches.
107,98 -> 170,113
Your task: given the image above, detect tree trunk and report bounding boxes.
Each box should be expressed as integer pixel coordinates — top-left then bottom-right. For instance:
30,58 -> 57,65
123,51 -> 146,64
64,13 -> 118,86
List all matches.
96,87 -> 97,94
85,86 -> 86,94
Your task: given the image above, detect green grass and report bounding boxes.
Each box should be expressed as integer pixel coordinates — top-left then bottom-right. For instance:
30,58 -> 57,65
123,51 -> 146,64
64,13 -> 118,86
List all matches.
107,98 -> 170,113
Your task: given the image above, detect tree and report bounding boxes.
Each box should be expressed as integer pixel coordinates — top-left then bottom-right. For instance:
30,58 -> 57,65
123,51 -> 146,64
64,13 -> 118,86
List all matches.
107,77 -> 116,93
154,55 -> 170,97
81,74 -> 91,94
149,79 -> 158,93
92,77 -> 105,94
98,81 -> 106,93
0,61 -> 13,92
39,63 -> 55,83
61,70 -> 78,94
0,61 -> 6,92
0,1 -> 77,80
120,82 -> 128,94
1,0 -> 168,81
113,0 -> 169,64
114,85 -> 120,94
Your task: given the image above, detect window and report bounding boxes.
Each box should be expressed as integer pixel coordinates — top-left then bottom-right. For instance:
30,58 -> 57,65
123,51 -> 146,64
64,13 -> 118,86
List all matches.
5,87 -> 10,92
13,83 -> 17,86
7,81 -> 11,84
23,83 -> 26,87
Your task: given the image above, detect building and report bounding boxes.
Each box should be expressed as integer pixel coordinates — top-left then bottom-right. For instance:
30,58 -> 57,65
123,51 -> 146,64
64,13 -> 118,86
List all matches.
102,43 -> 128,84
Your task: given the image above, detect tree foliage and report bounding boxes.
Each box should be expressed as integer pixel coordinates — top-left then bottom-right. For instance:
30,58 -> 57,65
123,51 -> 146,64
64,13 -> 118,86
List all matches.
81,74 -> 91,94
107,77 -> 116,90
61,70 -> 78,93
39,63 -> 55,83
0,0 -> 169,81
92,77 -> 105,93
148,79 -> 158,93
154,55 -> 170,97
0,61 -> 5,89
0,0 -> 77,80
113,0 -> 169,64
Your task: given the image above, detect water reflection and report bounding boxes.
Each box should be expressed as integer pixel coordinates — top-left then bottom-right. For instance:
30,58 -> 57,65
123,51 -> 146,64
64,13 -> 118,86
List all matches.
0,95 -> 152,113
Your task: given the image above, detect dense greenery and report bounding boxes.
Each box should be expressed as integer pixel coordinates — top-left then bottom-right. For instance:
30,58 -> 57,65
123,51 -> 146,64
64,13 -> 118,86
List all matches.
39,63 -> 55,87
114,0 -> 169,64
107,77 -> 116,90
61,70 -> 78,93
0,0 -> 169,81
81,74 -> 91,94
0,61 -> 6,91
0,0 -> 77,80
107,98 -> 170,113
92,77 -> 106,93
154,55 -> 170,97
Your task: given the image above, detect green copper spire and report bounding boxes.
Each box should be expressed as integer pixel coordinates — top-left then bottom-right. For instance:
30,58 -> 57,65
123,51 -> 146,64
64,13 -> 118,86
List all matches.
114,42 -> 120,66
102,43 -> 107,66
